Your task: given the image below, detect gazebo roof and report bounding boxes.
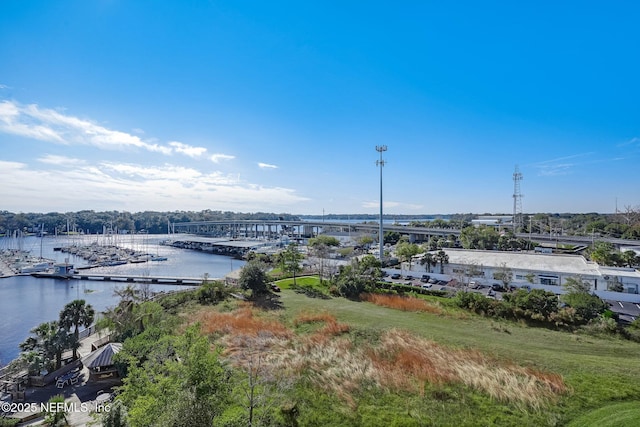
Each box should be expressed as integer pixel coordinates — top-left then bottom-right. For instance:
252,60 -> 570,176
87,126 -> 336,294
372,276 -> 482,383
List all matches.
82,342 -> 122,369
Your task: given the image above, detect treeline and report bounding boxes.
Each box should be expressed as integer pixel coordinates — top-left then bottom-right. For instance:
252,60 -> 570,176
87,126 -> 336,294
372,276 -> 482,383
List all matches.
0,210 -> 300,236
407,211 -> 640,240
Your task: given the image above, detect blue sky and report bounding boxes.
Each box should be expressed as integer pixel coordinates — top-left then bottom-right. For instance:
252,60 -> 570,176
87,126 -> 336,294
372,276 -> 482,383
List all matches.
1,1 -> 638,215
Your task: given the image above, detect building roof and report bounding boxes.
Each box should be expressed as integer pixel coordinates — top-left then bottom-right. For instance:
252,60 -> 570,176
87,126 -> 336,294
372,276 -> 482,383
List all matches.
82,342 -> 122,369
442,249 -> 602,276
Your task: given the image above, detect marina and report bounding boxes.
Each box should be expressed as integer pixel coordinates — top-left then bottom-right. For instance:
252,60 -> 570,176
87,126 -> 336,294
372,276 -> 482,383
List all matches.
0,234 -> 246,367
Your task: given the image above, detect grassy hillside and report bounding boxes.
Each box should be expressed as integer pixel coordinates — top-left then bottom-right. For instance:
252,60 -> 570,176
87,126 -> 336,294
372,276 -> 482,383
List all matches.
184,285 -> 640,426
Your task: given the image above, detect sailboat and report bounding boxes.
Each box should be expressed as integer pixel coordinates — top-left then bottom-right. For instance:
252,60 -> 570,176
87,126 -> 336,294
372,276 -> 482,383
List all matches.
150,240 -> 168,261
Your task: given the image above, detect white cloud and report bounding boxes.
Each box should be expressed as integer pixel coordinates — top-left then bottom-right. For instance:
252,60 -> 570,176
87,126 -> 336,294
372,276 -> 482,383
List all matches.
531,152 -> 595,177
618,137 -> 639,148
210,153 -> 235,163
0,160 -> 27,171
37,154 -> 86,166
0,159 -> 308,212
361,201 -> 401,209
169,141 -> 208,158
0,100 -> 172,154
258,162 -> 278,169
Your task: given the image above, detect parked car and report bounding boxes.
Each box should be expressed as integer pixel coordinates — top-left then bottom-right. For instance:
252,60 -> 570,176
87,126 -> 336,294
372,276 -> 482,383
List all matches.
428,278 -> 438,284
391,273 -> 402,280
270,284 -> 281,292
420,275 -> 430,283
491,283 -> 505,292
405,275 -> 414,281
468,281 -> 479,289
421,283 -> 432,289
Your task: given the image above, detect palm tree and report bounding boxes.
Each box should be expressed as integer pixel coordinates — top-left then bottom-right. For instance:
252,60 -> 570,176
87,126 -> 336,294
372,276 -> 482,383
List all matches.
60,299 -> 95,360
24,321 -> 71,372
434,250 -> 449,274
420,252 -> 435,273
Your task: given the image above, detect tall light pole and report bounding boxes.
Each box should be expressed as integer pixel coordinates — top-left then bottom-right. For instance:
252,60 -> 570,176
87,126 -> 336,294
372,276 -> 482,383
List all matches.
376,145 -> 387,263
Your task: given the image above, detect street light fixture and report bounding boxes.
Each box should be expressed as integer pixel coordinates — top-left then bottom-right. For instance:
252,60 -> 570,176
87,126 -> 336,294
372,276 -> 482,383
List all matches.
376,145 -> 387,264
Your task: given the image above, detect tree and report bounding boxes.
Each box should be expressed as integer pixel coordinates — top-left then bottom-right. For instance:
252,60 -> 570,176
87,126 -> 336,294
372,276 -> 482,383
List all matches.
460,225 -> 499,250
281,243 -> 303,285
457,262 -> 483,288
563,276 -> 592,294
588,241 -> 617,266
20,321 -> 73,372
117,325 -> 231,427
44,394 -> 69,427
308,235 -> 340,248
383,231 -> 401,245
197,280 -> 228,304
493,263 -> 513,289
59,299 -> 95,360
395,242 -> 421,271
622,250 -> 638,268
332,255 -> 381,299
101,288 -> 167,342
419,252 -> 435,273
239,261 -> 270,296
562,276 -> 607,323
434,250 -> 449,274
308,235 -> 340,283
357,235 -> 374,248
102,400 -> 130,427
101,286 -> 141,341
503,289 -> 559,322
230,334 -> 292,427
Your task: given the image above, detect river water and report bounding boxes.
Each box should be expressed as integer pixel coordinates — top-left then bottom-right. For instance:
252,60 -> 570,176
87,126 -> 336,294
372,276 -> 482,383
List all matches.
0,234 -> 245,367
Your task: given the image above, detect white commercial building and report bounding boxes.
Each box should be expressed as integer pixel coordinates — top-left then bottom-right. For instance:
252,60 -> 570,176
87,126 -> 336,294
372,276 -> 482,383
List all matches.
409,249 -> 640,303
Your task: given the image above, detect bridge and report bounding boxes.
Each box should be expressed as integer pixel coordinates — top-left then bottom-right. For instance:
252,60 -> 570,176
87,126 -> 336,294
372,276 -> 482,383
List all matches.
171,219 -> 639,249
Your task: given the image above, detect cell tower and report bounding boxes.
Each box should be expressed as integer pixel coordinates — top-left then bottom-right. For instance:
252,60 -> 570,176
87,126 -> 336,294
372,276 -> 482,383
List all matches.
512,165 -> 523,232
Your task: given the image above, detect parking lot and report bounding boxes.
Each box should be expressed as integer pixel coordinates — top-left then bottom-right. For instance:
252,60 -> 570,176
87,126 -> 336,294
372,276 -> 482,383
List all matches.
605,299 -> 640,322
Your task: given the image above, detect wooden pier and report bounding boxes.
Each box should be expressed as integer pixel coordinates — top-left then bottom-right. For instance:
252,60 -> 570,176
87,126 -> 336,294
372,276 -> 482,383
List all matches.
32,272 -> 204,285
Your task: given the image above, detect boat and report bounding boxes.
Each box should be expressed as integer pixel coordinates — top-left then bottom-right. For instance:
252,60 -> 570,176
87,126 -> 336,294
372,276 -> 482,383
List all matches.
18,261 -> 54,274
101,260 -> 128,267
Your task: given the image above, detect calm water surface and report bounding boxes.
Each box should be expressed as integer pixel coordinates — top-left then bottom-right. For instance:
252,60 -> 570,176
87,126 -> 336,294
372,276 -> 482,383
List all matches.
0,234 -> 245,366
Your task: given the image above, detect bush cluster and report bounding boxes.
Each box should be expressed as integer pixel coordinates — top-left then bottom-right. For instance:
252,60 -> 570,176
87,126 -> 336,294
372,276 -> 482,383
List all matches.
454,289 -> 611,330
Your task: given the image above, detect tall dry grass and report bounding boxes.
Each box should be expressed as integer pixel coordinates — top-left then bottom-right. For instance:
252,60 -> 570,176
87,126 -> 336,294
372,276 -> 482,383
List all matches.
370,330 -> 569,409
195,304 -> 292,339
194,305 -> 568,409
362,293 -> 443,314
294,311 -> 350,337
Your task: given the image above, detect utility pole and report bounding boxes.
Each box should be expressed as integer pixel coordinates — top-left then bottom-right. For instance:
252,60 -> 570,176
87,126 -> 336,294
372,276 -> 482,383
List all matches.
513,166 -> 523,232
376,145 -> 387,264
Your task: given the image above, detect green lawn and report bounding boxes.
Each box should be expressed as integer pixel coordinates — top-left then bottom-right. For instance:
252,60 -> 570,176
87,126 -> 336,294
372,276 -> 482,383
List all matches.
567,402 -> 640,427
275,289 -> 640,424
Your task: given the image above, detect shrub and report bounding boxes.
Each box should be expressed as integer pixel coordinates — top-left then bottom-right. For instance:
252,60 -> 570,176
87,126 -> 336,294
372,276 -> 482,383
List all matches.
454,291 -> 494,315
157,289 -> 197,310
561,292 -> 608,324
581,316 -> 619,336
197,281 -> 228,305
503,289 -> 559,322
